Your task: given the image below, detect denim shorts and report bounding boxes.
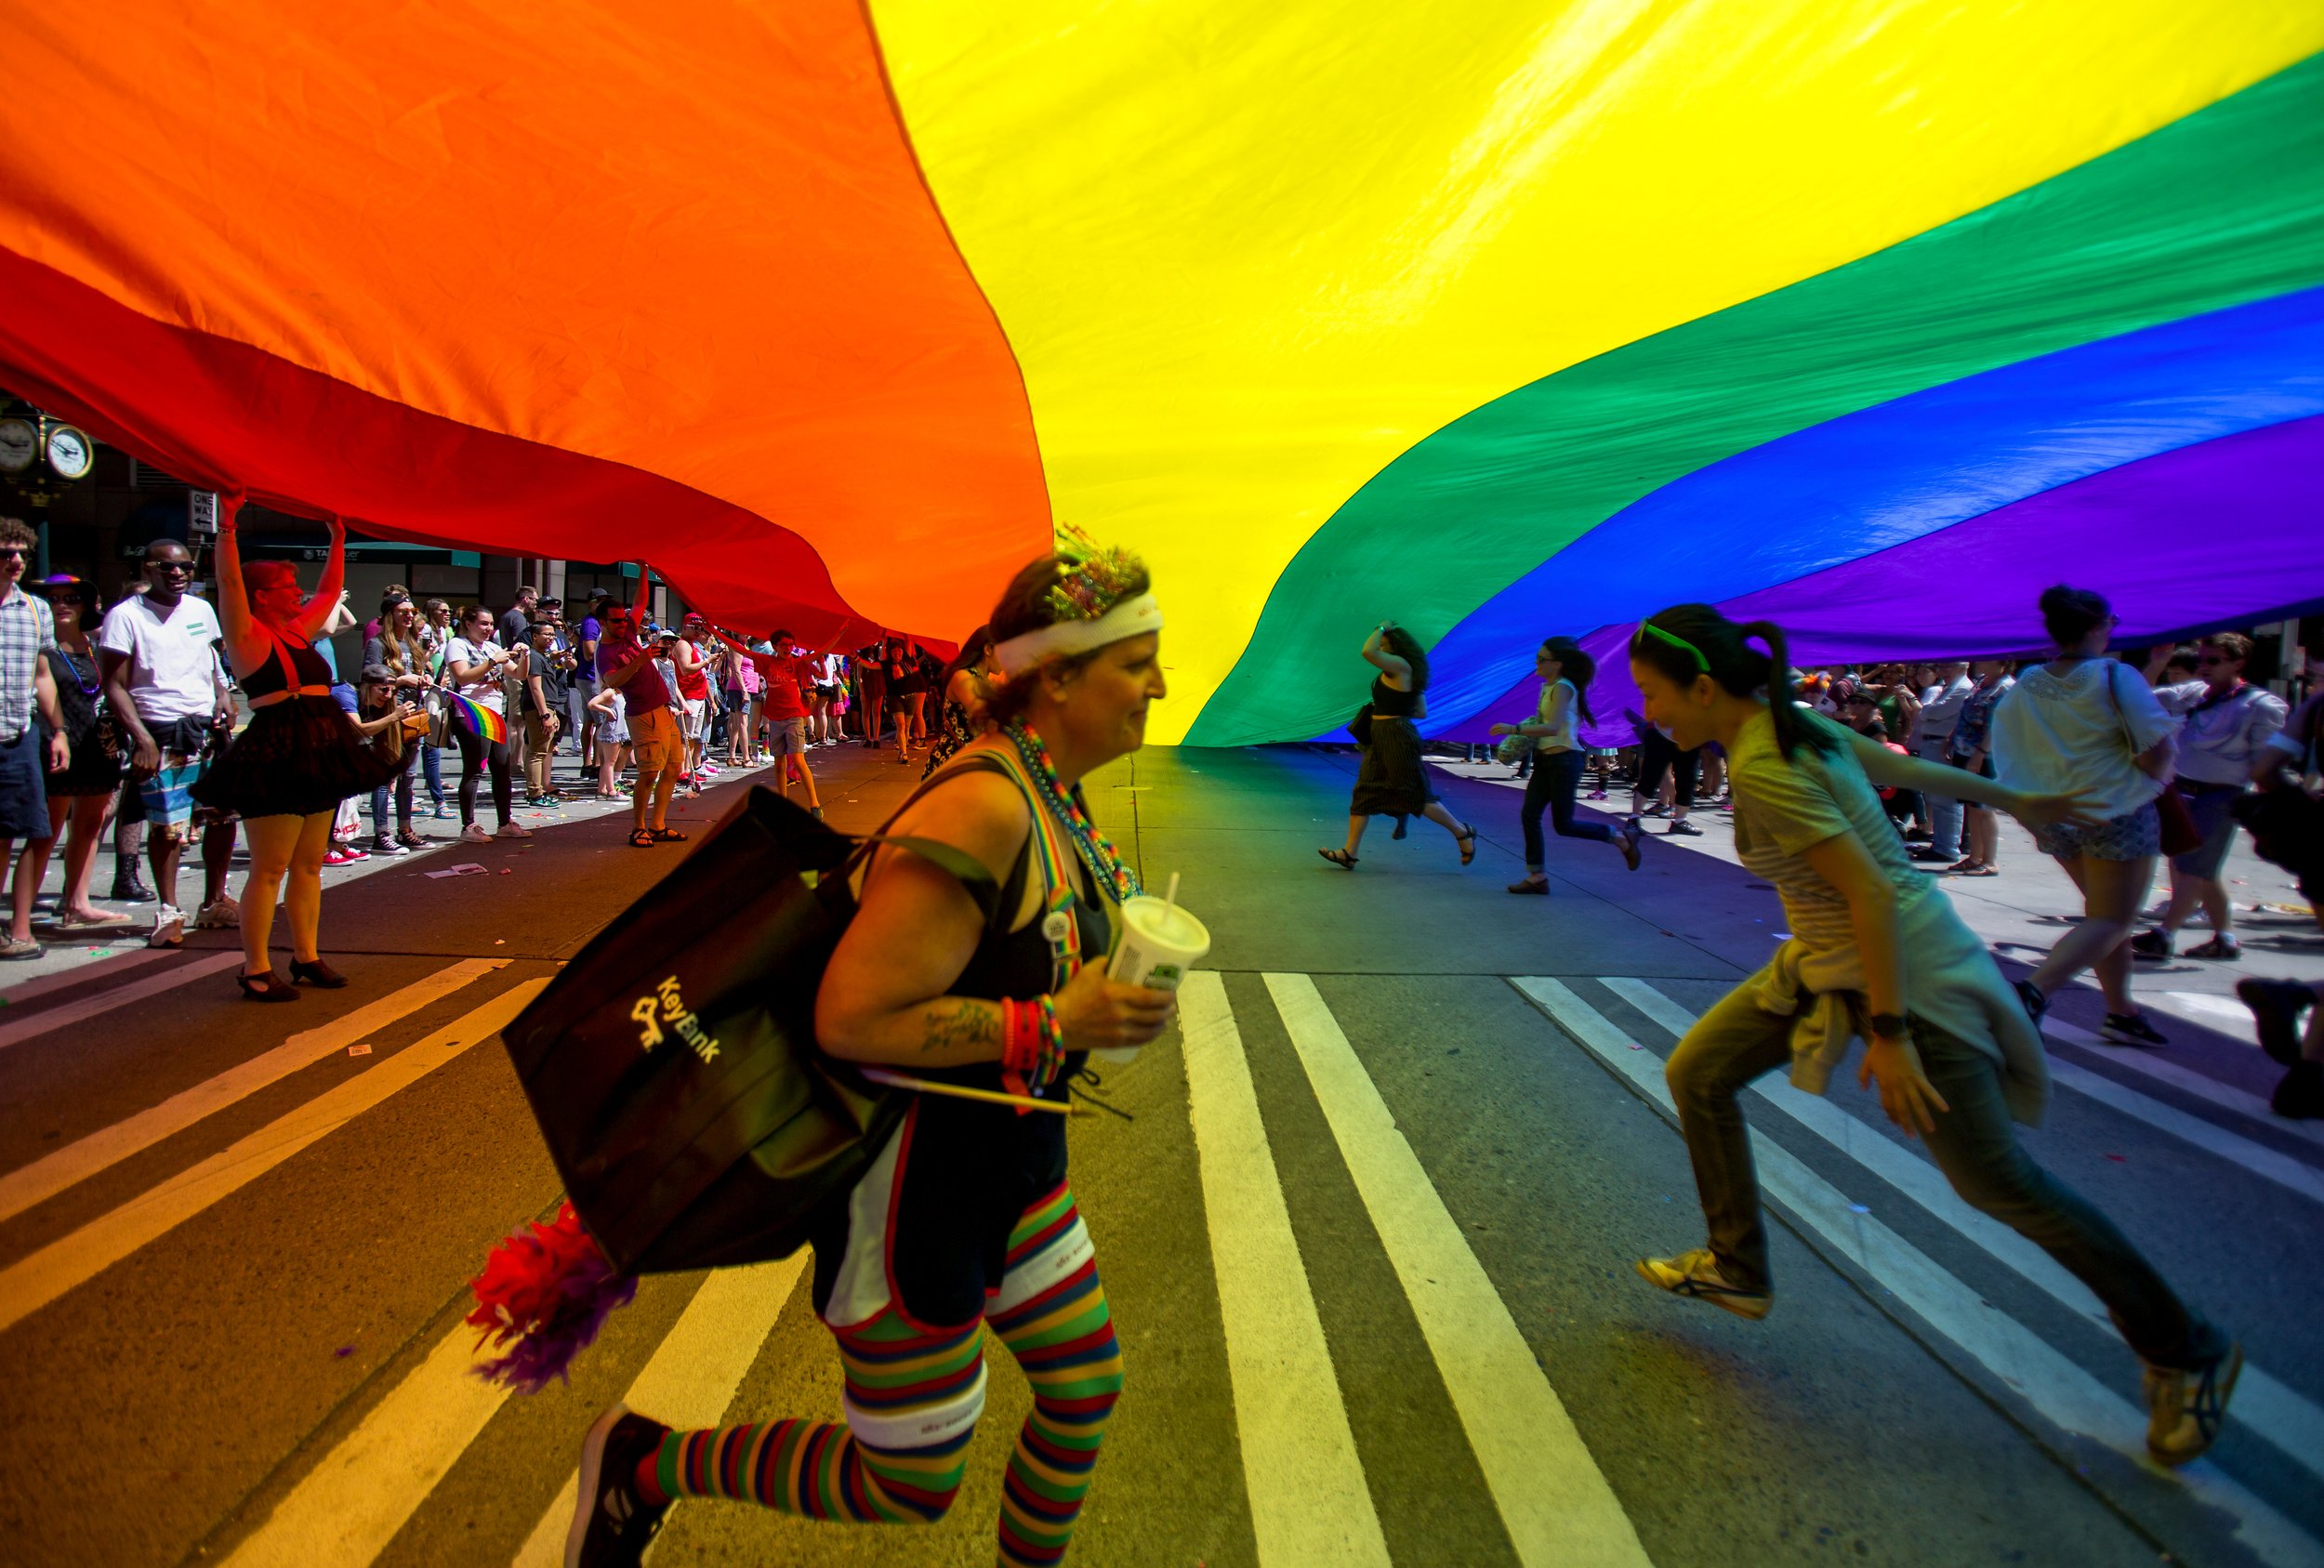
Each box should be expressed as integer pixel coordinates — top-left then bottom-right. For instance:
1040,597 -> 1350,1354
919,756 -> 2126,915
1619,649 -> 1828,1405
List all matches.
2036,799 -> 2161,862
2168,781 -> 2246,880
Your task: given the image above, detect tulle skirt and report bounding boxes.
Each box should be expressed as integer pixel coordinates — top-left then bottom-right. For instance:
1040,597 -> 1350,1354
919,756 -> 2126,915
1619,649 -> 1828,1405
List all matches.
193,696 -> 405,820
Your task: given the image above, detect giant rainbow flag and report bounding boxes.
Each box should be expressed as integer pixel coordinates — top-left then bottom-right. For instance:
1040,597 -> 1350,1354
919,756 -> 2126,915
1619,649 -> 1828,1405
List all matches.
3,6 -> 2318,743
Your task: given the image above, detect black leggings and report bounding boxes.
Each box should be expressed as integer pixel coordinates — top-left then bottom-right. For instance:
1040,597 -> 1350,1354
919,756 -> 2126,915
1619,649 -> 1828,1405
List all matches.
1634,728 -> 1700,810
1522,749 -> 1613,871
456,727 -> 513,828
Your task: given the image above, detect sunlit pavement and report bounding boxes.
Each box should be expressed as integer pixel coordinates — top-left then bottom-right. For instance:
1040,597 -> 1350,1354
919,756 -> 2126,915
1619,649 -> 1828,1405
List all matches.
1,744 -> 2317,1568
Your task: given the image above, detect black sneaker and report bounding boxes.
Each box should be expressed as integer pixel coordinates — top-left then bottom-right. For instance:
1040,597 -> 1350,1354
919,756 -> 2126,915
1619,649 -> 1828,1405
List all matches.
2013,979 -> 2049,1026
1665,819 -> 1704,837
2101,1011 -> 2169,1048
2129,927 -> 2172,960
2143,1341 -> 2241,1466
566,1406 -> 672,1568
2273,1061 -> 2324,1119
1907,846 -> 1953,863
2181,935 -> 2239,961
2237,978 -> 2316,1066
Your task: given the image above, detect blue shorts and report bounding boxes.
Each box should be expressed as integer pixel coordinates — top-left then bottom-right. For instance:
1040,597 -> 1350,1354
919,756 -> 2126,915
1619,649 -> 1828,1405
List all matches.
0,726 -> 51,840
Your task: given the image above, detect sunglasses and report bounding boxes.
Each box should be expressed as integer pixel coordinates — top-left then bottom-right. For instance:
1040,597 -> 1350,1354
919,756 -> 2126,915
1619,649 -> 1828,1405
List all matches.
151,560 -> 195,575
0,547 -> 28,561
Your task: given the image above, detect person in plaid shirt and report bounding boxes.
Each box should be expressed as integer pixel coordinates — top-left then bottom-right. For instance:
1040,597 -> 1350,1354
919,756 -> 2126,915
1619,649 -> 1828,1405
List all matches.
0,517 -> 70,960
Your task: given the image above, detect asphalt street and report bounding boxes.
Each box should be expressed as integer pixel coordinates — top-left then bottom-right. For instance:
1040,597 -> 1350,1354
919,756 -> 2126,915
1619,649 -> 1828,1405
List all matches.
1,741 -> 2317,1568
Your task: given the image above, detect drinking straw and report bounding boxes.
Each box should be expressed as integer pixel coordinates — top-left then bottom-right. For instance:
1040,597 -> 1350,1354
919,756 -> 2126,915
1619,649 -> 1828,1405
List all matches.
1161,871 -> 1181,918
859,1066 -> 1082,1115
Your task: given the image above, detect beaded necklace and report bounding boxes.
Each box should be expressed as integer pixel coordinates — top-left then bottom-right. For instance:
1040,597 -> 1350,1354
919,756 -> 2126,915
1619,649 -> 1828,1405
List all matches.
51,640 -> 99,697
1005,719 -> 1141,903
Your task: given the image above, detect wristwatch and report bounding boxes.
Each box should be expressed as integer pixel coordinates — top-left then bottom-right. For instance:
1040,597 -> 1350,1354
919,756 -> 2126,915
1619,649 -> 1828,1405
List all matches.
1866,1011 -> 1910,1039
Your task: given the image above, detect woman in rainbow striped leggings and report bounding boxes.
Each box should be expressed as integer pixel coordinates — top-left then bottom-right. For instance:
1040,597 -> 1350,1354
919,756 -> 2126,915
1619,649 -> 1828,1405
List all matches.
565,544 -> 1176,1568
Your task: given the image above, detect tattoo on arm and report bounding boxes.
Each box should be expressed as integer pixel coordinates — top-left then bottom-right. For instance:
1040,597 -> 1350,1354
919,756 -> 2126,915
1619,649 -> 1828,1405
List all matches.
922,1000 -> 1000,1056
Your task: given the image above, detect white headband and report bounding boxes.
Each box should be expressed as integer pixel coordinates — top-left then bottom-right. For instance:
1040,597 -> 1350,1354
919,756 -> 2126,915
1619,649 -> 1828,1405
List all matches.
994,592 -> 1164,676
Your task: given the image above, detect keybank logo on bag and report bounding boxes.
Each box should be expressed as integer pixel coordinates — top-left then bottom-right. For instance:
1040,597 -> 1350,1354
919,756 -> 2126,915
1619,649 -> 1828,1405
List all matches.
631,976 -> 720,1063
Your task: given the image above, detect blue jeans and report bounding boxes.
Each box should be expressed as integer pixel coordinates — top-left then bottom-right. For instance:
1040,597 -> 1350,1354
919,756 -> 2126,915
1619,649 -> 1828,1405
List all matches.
1917,738 -> 1961,858
1521,749 -> 1613,873
422,742 -> 446,806
1665,982 -> 2219,1367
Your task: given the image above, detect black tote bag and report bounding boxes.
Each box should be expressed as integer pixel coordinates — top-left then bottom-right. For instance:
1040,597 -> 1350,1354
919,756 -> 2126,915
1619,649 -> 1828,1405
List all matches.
500,784 -> 995,1276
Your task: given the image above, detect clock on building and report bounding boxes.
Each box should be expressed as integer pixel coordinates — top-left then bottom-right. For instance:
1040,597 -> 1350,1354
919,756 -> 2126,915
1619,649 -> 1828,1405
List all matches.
0,416 -> 35,475
43,423 -> 94,481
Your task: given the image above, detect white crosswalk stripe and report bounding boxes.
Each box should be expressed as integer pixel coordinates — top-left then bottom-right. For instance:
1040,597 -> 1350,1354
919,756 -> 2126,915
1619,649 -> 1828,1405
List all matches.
1179,971 -> 1394,1566
1264,973 -> 1650,1568
508,1254 -> 809,1567
1520,975 -> 2323,1568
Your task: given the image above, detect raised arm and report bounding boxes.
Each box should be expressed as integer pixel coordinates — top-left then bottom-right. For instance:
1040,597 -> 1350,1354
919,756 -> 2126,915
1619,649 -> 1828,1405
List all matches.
1360,621 -> 1411,683
297,517 -> 348,643
213,503 -> 254,651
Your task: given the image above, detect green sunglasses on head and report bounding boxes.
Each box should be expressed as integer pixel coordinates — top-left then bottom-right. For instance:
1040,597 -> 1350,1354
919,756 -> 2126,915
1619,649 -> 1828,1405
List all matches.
1636,620 -> 1710,673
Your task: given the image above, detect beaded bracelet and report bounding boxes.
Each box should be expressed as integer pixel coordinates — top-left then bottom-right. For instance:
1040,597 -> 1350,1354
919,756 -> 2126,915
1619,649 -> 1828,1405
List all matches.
1029,994 -> 1065,1093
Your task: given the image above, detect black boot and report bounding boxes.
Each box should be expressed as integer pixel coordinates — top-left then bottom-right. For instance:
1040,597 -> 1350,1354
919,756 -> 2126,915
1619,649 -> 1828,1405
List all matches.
109,864 -> 155,903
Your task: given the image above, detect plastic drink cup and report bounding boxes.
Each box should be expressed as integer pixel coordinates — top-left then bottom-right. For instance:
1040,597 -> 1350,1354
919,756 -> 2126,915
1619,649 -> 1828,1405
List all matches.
1096,893 -> 1211,1062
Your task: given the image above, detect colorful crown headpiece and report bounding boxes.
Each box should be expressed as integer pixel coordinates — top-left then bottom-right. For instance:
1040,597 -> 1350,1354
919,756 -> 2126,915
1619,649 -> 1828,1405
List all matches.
995,531 -> 1162,676
1041,531 -> 1146,624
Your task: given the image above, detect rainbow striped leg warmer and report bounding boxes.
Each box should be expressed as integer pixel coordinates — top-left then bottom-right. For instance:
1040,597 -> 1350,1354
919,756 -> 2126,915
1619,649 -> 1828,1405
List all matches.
635,1311 -> 985,1522
987,1191 -> 1125,1566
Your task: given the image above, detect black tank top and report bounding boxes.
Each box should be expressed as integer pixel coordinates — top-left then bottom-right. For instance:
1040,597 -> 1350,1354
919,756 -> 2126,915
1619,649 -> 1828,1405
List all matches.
916,754 -> 1112,1079
1371,672 -> 1421,718
244,632 -> 334,701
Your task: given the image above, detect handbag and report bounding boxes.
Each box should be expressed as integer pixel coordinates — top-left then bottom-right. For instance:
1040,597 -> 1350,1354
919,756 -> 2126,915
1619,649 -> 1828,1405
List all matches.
497,776 -> 1007,1278
1349,703 -> 1374,747
2232,698 -> 2324,879
2101,662 -> 2199,856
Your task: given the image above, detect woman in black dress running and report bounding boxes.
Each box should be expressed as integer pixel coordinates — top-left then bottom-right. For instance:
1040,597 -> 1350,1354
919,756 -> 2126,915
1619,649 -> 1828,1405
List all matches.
1320,619 -> 1475,870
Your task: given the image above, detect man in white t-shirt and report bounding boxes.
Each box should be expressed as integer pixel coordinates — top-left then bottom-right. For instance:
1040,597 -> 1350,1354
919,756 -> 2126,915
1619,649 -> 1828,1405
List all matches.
99,540 -> 239,947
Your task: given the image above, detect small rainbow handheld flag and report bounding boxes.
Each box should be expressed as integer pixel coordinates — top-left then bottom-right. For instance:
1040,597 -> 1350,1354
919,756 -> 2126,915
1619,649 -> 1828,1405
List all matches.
444,692 -> 508,745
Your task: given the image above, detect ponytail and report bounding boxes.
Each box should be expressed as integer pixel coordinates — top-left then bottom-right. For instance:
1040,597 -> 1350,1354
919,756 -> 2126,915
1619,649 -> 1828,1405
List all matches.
1541,637 -> 1597,725
1629,605 -> 1840,762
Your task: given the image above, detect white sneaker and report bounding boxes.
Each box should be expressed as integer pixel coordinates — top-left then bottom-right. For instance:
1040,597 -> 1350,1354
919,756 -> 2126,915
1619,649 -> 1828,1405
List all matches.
192,896 -> 241,929
149,904 -> 186,948
497,822 -> 534,839
459,823 -> 492,843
